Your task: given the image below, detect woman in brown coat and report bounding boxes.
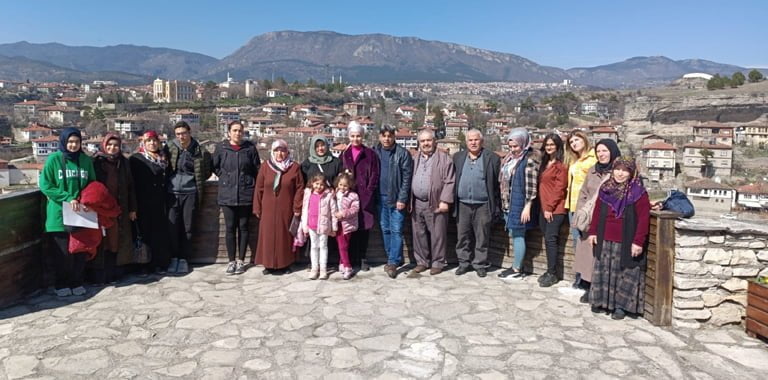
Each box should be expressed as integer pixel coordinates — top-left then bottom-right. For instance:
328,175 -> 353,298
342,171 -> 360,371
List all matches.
572,139 -> 620,302
93,133 -> 137,283
253,139 -> 304,274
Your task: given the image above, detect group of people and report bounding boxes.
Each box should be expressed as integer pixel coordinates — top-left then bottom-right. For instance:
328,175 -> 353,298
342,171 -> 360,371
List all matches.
39,120 -> 650,320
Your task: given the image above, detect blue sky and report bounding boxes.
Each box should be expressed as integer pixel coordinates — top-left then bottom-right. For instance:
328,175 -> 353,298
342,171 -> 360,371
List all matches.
1,0 -> 766,68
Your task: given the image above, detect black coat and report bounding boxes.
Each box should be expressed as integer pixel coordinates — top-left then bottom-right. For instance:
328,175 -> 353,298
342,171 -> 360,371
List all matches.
374,143 -> 414,207
452,148 -> 501,219
300,157 -> 343,187
129,153 -> 170,267
212,140 -> 261,206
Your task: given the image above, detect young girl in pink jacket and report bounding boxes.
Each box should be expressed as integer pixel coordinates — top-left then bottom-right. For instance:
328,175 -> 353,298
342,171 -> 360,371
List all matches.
334,173 -> 359,280
301,174 -> 338,280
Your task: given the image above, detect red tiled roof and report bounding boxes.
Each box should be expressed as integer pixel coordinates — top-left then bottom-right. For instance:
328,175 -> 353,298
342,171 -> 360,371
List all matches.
23,123 -> 51,131
590,127 -> 617,133
641,142 -> 676,151
737,183 -> 768,195
685,178 -> 733,190
683,141 -> 732,149
39,106 -> 78,112
32,135 -> 59,143
14,100 -> 51,106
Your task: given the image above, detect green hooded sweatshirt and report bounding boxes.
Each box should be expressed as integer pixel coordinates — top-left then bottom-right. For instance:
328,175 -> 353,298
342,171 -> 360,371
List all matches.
39,151 -> 96,232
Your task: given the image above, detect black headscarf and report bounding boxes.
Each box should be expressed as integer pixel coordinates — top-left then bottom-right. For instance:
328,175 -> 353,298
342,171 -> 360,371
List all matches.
58,127 -> 83,161
594,138 -> 621,174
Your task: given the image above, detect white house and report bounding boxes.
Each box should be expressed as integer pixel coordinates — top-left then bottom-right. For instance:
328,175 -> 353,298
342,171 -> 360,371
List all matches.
32,135 -> 60,160
682,141 -> 732,177
736,183 -> 768,210
19,123 -> 52,142
395,128 -> 417,150
685,178 -> 735,213
170,110 -> 201,129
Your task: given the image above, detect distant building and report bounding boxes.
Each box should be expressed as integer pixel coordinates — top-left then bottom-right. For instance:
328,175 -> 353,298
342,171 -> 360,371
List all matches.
54,97 -> 86,108
262,103 -> 288,117
641,141 -> 676,182
692,122 -> 733,146
32,135 -> 60,160
437,138 -> 462,155
682,141 -> 732,177
245,80 -> 258,98
685,178 -> 735,213
38,106 -> 80,125
19,123 -> 52,142
394,128 -> 417,150
13,100 -> 51,120
216,108 -> 240,132
153,78 -> 195,103
170,110 -> 201,129
735,124 -> 768,148
395,106 -> 419,119
113,116 -> 148,137
444,119 -> 469,139
266,89 -> 286,98
580,100 -> 608,116
343,102 -> 365,118
736,183 -> 768,210
642,134 -> 666,146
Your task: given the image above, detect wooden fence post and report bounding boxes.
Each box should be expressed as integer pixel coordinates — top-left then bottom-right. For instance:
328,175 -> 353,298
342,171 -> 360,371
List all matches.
644,210 -> 679,326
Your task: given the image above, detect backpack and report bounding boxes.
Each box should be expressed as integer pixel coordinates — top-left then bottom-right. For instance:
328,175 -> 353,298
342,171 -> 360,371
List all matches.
662,190 -> 695,218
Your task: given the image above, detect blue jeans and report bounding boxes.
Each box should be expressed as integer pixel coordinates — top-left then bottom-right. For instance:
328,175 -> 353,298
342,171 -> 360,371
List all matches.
510,229 -> 526,270
568,212 -> 580,251
379,195 -> 405,266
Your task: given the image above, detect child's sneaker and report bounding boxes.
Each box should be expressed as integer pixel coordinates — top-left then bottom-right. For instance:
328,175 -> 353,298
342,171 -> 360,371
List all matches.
308,268 -> 319,280
319,270 -> 328,280
342,268 -> 353,280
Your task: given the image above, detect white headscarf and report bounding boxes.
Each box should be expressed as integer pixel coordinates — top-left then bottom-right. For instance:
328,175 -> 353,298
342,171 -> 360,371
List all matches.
347,120 -> 365,136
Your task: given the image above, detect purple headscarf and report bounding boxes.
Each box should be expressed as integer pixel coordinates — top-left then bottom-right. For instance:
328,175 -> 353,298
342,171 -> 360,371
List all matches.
598,156 -> 646,218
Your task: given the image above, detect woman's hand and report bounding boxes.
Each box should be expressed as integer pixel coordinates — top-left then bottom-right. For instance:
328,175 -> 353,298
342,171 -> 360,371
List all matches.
543,210 -> 553,222
70,199 -> 81,212
631,244 -> 643,257
334,211 -> 344,219
588,235 -> 597,246
520,203 -> 531,224
129,212 -> 137,221
294,212 -> 301,217
329,231 -> 336,237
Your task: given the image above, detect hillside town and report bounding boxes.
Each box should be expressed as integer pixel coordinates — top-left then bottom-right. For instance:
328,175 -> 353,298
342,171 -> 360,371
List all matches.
1,74 -> 767,221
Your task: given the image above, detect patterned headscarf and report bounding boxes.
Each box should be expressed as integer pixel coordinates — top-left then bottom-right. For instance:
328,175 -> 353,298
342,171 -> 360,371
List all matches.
598,156 -> 646,218
267,139 -> 293,194
138,130 -> 167,168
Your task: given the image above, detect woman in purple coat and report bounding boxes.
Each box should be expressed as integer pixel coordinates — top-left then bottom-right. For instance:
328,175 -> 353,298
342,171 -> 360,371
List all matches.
341,121 -> 380,271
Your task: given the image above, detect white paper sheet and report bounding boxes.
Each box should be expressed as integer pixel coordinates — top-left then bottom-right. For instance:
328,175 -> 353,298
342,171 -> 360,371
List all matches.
62,201 -> 99,229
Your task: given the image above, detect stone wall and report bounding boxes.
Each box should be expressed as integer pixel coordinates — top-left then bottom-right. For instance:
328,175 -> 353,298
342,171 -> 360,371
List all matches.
673,218 -> 768,328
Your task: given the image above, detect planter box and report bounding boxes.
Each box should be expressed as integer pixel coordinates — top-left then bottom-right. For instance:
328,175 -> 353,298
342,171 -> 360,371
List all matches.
746,280 -> 768,340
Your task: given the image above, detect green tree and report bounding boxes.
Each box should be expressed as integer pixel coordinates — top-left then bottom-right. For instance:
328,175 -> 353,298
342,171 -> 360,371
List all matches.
699,148 -> 715,178
520,97 -> 535,112
732,72 -> 746,86
748,69 -> 765,83
432,106 -> 445,129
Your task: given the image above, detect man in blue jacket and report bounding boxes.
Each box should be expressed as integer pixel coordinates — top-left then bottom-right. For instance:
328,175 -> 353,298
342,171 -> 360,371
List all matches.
374,125 -> 413,278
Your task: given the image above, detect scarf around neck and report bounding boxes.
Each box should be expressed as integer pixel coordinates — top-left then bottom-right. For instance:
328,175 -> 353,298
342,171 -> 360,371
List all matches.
308,135 -> 333,165
598,156 -> 646,218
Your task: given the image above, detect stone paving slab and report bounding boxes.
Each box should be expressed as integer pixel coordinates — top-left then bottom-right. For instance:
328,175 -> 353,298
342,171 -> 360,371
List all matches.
0,264 -> 766,379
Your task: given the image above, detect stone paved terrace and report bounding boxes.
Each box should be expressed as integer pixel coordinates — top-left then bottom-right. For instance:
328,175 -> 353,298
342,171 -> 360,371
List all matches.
0,264 -> 766,379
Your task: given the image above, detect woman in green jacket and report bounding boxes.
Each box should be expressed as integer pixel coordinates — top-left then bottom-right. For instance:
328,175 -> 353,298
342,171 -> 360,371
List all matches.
39,128 -> 96,297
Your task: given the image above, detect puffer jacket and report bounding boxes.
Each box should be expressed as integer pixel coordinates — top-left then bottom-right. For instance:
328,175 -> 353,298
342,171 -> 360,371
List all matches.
300,188 -> 338,236
69,181 -> 121,258
335,190 -> 360,235
212,140 -> 261,206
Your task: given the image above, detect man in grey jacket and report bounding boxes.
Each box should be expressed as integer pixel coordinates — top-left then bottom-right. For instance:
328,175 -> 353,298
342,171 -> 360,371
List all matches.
410,129 -> 455,275
453,129 -> 501,277
374,125 -> 413,279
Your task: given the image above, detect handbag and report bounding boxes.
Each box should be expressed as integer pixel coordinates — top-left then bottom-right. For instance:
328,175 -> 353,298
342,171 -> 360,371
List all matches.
571,175 -> 609,233
132,222 -> 151,264
662,190 -> 695,218
289,215 -> 301,237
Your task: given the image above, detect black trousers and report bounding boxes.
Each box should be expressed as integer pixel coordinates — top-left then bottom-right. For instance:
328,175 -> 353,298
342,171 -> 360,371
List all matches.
89,250 -> 117,284
222,205 -> 251,262
456,202 -> 492,269
49,232 -> 87,289
168,193 -> 196,260
349,229 -> 370,267
540,212 -> 566,275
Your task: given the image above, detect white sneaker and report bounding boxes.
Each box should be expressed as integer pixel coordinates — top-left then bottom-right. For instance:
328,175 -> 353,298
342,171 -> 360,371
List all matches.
167,258 -> 179,274
177,259 -> 189,274
72,286 -> 86,296
55,288 -> 72,297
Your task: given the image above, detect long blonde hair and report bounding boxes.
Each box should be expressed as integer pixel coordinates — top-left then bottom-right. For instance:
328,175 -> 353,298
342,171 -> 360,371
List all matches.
565,130 -> 592,165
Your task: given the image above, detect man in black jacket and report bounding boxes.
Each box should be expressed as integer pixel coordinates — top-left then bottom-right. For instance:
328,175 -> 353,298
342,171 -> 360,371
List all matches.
453,129 -> 501,277
374,125 -> 413,278
165,121 -> 212,274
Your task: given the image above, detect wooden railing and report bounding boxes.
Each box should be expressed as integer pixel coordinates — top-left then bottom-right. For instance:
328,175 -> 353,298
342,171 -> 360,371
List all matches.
0,184 -> 677,327
0,189 -> 45,307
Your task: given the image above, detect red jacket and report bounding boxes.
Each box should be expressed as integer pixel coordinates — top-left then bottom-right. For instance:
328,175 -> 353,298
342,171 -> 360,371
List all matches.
69,181 -> 121,258
538,161 -> 568,215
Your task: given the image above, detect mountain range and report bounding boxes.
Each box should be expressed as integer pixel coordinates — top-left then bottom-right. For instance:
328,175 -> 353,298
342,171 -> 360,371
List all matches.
0,31 -> 760,88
